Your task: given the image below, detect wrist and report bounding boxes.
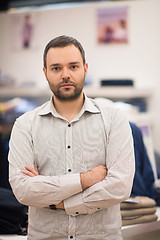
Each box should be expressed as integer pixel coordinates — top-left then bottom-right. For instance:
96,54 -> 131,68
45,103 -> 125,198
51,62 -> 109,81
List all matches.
80,171 -> 92,190
56,201 -> 64,209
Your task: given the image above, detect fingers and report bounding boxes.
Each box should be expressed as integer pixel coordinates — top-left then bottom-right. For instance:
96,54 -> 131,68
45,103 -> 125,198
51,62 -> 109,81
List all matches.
25,165 -> 39,176
92,165 -> 107,172
21,169 -> 36,177
21,165 -> 39,177
101,165 -> 107,170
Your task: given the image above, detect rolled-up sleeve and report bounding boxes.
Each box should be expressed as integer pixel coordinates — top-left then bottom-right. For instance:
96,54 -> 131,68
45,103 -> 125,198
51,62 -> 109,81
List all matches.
64,108 -> 135,215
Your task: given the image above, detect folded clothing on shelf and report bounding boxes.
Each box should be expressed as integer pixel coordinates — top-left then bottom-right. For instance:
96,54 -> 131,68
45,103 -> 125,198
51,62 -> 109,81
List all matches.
121,207 -> 156,218
122,214 -> 158,226
121,196 -> 156,210
120,196 -> 158,226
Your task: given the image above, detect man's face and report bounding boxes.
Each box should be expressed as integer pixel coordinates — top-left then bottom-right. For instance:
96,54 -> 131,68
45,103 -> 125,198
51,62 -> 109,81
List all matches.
43,45 -> 88,101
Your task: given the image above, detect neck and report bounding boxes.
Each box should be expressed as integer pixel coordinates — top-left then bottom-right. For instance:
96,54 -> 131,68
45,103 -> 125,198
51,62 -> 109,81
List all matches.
53,92 -> 84,122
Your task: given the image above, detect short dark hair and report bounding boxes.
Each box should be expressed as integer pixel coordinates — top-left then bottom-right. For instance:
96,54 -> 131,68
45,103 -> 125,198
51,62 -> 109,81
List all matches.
43,35 -> 86,68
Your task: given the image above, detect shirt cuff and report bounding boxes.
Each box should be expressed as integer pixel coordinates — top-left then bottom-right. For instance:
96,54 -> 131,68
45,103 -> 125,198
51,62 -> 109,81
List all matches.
60,173 -> 82,200
64,192 -> 88,216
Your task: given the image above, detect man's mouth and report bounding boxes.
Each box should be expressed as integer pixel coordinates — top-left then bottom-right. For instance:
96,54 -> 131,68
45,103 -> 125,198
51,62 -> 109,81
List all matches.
60,84 -> 74,88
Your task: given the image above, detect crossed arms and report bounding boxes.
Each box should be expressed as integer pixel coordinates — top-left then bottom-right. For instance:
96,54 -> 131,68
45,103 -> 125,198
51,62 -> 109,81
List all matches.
22,164 -> 107,210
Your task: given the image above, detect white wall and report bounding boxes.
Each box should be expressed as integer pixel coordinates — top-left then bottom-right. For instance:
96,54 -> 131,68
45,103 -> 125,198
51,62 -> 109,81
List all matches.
0,0 -> 160,151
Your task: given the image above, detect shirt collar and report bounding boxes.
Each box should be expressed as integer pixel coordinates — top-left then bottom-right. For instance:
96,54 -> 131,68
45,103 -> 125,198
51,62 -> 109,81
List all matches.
38,93 -> 100,117
83,93 -> 100,114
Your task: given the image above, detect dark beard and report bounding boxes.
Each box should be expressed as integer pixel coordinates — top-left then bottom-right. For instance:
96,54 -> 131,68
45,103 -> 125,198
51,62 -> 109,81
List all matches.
50,78 -> 85,101
54,87 -> 83,101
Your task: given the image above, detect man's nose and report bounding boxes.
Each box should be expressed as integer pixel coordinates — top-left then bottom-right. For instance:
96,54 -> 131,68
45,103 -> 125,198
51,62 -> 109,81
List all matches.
62,68 -> 70,79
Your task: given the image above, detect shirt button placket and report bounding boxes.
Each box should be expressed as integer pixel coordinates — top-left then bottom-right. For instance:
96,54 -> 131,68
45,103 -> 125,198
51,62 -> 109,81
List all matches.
66,123 -> 73,175
66,125 -> 75,240
68,213 -> 76,240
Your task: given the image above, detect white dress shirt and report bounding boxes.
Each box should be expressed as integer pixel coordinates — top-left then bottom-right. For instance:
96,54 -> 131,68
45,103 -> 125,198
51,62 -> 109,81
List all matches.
8,94 -> 135,240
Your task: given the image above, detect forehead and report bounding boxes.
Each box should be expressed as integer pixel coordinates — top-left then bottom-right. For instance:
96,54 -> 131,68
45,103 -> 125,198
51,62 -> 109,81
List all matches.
46,45 -> 83,65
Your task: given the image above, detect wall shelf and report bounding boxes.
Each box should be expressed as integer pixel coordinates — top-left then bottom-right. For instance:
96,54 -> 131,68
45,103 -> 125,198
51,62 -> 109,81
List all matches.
0,87 -> 51,98
0,86 -> 153,99
84,86 -> 153,99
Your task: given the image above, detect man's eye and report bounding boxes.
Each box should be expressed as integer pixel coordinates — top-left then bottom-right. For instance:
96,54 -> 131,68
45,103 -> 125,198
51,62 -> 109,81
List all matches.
52,67 -> 60,71
71,65 -> 78,70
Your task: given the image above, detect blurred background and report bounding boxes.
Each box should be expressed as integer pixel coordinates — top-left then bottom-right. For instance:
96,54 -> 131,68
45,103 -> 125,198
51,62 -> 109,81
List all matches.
0,0 -> 160,239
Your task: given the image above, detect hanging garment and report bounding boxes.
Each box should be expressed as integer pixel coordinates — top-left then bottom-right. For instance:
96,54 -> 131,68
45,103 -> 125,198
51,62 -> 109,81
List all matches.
129,122 -> 155,200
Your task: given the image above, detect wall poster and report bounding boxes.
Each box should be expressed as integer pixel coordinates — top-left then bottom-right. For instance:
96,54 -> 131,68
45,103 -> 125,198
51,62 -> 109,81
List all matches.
10,12 -> 38,50
97,6 -> 128,44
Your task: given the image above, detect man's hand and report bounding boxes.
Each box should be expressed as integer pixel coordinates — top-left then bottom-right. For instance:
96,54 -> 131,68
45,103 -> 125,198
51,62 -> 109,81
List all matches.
21,164 -> 64,209
80,165 -> 107,190
21,164 -> 39,177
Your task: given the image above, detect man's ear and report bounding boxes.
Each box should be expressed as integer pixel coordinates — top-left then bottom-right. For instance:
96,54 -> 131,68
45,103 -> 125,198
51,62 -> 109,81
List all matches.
43,67 -> 47,80
84,63 -> 88,78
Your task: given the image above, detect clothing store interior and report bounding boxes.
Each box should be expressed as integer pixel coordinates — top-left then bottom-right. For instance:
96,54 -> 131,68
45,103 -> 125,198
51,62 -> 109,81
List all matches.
0,0 -> 160,239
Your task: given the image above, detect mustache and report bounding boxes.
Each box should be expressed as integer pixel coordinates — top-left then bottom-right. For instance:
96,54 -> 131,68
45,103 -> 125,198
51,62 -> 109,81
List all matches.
58,79 -> 76,88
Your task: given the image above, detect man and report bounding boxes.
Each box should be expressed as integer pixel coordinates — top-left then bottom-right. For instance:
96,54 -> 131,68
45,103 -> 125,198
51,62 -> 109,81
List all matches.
8,35 -> 135,240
